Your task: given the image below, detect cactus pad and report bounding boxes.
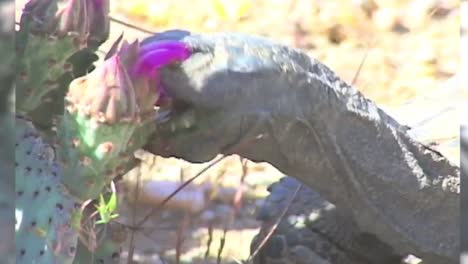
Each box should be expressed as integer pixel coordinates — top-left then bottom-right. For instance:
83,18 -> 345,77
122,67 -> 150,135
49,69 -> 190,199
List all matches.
15,116 -> 81,264
57,41 -> 159,200
16,36 -> 77,114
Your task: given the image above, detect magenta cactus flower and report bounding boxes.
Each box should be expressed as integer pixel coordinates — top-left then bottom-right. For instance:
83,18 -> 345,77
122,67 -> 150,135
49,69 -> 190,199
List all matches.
134,40 -> 191,76
66,38 -> 191,122
133,39 -> 191,106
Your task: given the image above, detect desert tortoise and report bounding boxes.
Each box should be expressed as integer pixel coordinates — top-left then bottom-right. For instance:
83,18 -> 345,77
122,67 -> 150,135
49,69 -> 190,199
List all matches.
133,31 -> 461,264
251,74 -> 464,264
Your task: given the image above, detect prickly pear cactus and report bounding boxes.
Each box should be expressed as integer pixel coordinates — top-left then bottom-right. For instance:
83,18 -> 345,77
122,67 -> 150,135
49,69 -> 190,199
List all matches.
57,40 -> 161,200
15,0 -> 191,262
16,0 -> 107,129
15,116 -> 80,263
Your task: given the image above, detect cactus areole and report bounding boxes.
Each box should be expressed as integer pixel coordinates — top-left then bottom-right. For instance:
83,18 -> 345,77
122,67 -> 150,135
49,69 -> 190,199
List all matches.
16,0 -> 110,115
58,40 -> 191,200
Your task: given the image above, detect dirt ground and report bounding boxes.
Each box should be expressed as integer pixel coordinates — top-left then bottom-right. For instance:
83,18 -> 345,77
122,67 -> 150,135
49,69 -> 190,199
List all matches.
103,1 -> 461,263
15,0 -> 462,263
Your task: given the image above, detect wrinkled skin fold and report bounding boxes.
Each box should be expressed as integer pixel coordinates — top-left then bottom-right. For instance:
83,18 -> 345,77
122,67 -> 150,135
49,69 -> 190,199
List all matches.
143,30 -> 460,263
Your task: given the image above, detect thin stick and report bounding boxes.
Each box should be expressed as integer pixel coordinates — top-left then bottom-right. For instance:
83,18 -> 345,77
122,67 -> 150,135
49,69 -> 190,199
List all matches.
247,184 -> 302,262
127,162 -> 143,264
204,224 -> 214,260
109,15 -> 156,35
135,154 -> 229,228
216,228 -> 228,264
351,46 -> 370,86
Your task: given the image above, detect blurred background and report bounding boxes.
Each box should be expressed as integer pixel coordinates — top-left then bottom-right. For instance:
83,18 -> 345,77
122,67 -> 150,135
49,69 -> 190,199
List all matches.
15,0 -> 463,263
110,0 -> 459,106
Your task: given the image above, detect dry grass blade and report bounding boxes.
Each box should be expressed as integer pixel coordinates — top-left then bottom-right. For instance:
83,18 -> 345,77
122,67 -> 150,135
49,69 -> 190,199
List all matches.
247,184 -> 302,262
233,157 -> 248,213
122,154 -> 230,263
204,224 -> 214,260
131,115 -> 267,261
217,228 -> 228,264
175,212 -> 190,264
126,159 -> 143,264
109,15 -> 156,35
351,45 -> 370,86
77,200 -> 100,253
212,157 -> 248,263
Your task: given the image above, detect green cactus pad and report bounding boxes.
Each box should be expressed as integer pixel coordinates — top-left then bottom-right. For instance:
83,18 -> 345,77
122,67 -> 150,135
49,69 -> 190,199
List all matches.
15,116 -> 81,264
58,110 -> 151,200
25,48 -> 100,132
16,0 -> 107,121
16,36 -> 77,114
57,41 -> 159,201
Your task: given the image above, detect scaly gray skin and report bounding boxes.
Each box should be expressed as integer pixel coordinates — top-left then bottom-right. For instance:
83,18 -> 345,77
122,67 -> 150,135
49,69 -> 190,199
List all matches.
251,177 -> 403,264
253,75 -> 463,264
144,31 -> 460,263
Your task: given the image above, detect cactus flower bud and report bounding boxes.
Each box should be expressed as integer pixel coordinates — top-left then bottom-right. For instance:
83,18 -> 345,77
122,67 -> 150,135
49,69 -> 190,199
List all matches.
56,0 -> 109,47
20,0 -> 109,47
67,40 -> 159,124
